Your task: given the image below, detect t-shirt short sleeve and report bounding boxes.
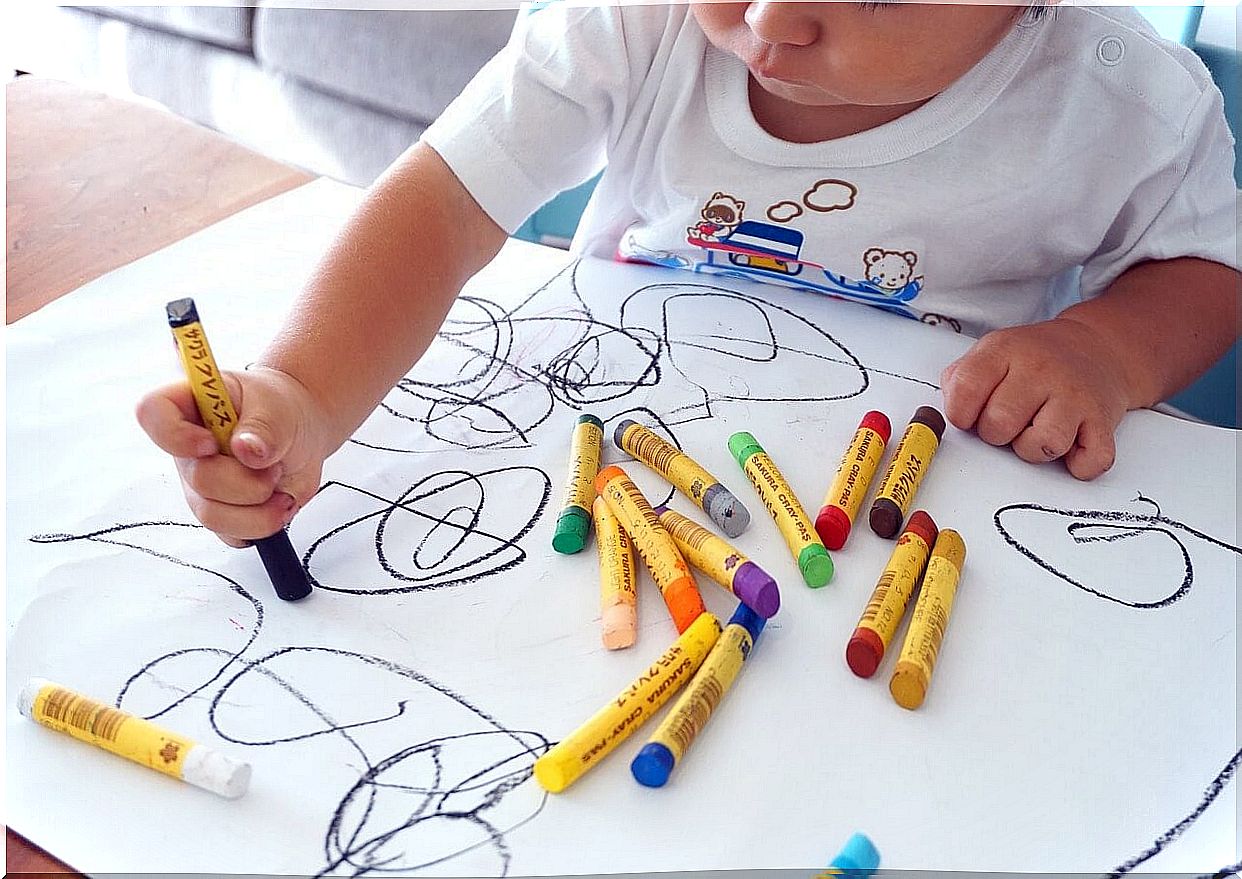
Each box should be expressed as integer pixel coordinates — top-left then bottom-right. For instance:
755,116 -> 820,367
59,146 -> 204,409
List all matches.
421,5 -> 639,234
1079,81 -> 1239,297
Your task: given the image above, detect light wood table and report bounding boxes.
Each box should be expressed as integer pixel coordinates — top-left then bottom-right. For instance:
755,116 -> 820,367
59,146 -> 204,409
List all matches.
6,75 -> 316,877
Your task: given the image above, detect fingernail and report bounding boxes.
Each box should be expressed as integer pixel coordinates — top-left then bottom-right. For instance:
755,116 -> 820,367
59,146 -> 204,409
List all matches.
236,431 -> 268,461
1041,445 -> 1058,460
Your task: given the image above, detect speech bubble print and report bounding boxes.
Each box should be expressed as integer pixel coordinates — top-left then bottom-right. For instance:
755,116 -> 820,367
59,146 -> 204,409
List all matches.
766,201 -> 803,223
804,179 -> 858,212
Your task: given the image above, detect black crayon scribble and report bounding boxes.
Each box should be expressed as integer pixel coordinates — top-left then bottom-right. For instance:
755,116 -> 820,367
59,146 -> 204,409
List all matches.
1108,748 -> 1241,877
301,468 -> 551,596
995,494 -> 1239,874
31,521 -> 262,721
358,260 -> 936,453
994,494 -> 1241,609
31,502 -> 551,877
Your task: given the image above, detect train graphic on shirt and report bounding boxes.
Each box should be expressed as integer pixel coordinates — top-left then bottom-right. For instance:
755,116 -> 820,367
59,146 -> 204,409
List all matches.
683,220 -> 924,317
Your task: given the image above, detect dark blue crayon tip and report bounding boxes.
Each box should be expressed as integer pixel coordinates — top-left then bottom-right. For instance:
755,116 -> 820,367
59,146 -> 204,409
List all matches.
726,601 -> 766,644
631,742 -> 675,787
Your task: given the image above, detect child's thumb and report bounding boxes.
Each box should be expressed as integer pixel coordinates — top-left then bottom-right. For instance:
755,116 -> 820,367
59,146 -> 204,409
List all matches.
231,412 -> 294,471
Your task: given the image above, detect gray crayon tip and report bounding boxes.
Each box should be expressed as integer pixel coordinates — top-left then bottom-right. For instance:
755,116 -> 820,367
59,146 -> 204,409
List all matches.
703,484 -> 750,538
613,419 -> 640,450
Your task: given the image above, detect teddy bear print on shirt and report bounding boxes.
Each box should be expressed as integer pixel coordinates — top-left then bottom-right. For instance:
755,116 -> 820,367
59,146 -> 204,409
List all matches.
687,192 -> 745,242
863,248 -> 921,292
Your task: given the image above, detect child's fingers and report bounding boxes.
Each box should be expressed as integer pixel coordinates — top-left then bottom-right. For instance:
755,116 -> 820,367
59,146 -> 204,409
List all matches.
972,375 -> 1046,447
135,386 -> 220,458
941,346 -> 1008,430
1011,398 -> 1080,464
184,485 -> 299,542
176,455 -> 284,506
1064,419 -> 1118,480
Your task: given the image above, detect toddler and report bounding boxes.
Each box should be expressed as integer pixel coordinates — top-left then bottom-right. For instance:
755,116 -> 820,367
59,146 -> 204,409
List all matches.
138,2 -> 1240,546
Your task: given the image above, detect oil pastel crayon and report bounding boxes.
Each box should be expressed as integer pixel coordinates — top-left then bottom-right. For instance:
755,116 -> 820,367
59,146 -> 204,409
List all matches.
846,511 -> 937,678
592,496 -> 637,650
816,411 -> 892,550
166,298 -> 312,601
18,678 -> 251,798
533,611 -> 721,793
890,529 -> 967,710
595,466 -> 706,633
653,506 -> 780,618
728,431 -> 833,587
614,420 -> 750,538
816,832 -> 881,877
553,414 -> 604,554
631,602 -> 765,787
869,405 -> 946,539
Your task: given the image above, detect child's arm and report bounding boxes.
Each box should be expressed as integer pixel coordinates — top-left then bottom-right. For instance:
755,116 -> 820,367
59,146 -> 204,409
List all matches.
942,257 -> 1241,480
136,142 -> 507,543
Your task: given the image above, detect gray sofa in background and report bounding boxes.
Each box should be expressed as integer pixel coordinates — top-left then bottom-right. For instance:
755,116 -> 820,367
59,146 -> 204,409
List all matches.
10,4 -> 518,186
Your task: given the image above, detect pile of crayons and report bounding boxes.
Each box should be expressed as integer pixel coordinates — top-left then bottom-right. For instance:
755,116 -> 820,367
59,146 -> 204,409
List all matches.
541,405 -> 969,795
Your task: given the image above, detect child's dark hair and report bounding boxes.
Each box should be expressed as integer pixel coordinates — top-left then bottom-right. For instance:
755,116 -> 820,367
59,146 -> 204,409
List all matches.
1022,0 -> 1055,25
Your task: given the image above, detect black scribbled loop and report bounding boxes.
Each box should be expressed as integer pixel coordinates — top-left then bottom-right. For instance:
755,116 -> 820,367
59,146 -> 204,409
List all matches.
362,260 -> 940,454
31,522 -> 263,719
303,467 -> 551,595
994,499 -> 1241,609
1108,748 -> 1242,877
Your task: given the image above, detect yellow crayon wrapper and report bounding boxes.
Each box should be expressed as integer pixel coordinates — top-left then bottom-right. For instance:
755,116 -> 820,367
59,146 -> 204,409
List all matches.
595,466 -> 705,632
18,679 -> 251,798
858,523 -> 934,650
592,496 -> 638,650
870,407 -> 946,539
170,318 -> 239,454
553,415 -> 605,554
729,432 -> 833,588
644,623 -> 750,765
563,416 -> 604,511
891,530 -> 967,710
617,421 -> 717,504
655,508 -> 746,592
534,612 -> 722,793
874,423 -> 940,514
823,425 -> 888,516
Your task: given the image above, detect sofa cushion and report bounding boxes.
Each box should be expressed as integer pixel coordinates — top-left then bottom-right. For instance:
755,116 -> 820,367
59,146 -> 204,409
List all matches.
81,5 -> 254,52
253,7 -> 516,124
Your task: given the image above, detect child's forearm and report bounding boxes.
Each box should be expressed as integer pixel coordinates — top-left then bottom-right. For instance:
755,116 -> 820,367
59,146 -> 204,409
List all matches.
1056,257 -> 1241,410
257,142 -> 508,453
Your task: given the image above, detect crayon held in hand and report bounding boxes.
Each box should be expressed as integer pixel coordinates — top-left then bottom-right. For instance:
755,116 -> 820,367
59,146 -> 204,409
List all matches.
631,602 -> 765,787
166,298 -> 312,601
534,611 -> 721,793
816,410 -> 891,550
654,506 -> 780,618
614,420 -> 750,537
595,466 -> 706,633
19,678 -> 251,799
592,496 -> 637,650
729,431 -> 833,587
847,511 -> 937,678
553,414 -> 604,554
869,406 -> 945,539
891,529 -> 967,710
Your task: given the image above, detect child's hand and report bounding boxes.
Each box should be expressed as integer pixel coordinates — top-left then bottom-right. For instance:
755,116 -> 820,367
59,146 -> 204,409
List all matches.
940,317 -> 1134,480
135,366 -> 331,546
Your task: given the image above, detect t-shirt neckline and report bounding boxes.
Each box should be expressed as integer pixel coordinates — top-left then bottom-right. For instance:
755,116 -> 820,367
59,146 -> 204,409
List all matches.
705,17 -> 1047,168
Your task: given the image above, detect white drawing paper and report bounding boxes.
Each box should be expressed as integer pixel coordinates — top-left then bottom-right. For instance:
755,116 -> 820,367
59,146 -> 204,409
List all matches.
7,178 -> 1237,876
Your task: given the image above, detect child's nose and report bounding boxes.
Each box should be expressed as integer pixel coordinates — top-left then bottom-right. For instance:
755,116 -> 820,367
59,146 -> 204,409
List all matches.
744,2 -> 821,47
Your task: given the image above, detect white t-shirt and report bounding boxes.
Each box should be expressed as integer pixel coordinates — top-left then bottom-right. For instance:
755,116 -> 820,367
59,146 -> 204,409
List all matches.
423,4 -> 1238,337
